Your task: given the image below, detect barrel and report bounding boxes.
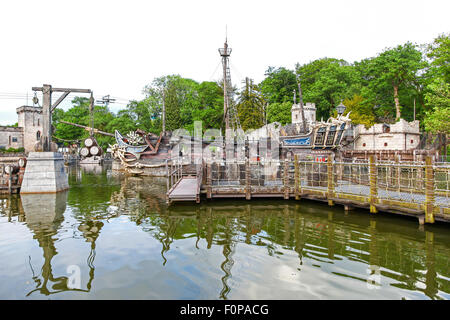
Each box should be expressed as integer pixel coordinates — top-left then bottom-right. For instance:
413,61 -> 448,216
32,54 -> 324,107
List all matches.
84,137 -> 96,147
5,165 -> 19,175
18,158 -> 27,168
80,147 -> 90,157
90,145 -> 102,156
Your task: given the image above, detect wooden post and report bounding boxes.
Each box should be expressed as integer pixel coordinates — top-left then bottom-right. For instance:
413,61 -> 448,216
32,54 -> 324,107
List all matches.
41,84 -> 52,151
207,162 -> 212,199
424,156 -> 435,224
396,155 -> 401,192
284,159 -> 289,199
165,160 -> 169,190
369,155 -> 378,213
8,173 -> 12,194
162,89 -> 166,136
294,155 -> 300,200
327,155 -> 334,206
245,159 -> 251,200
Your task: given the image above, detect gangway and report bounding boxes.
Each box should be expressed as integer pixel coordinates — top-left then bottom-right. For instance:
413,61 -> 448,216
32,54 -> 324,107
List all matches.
166,160 -> 203,204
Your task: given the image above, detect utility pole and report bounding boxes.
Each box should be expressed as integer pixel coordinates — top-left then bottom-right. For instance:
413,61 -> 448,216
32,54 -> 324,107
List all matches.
32,85 -> 92,151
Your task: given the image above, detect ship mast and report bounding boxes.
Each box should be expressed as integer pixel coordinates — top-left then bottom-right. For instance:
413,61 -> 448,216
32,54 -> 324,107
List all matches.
219,31 -> 240,131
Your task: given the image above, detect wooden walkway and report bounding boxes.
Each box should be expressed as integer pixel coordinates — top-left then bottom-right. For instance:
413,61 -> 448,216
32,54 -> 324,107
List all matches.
166,156 -> 450,225
166,159 -> 203,204
167,177 -> 200,203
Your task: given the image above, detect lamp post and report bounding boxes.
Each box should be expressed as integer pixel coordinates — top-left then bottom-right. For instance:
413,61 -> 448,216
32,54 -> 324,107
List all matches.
336,101 -> 346,117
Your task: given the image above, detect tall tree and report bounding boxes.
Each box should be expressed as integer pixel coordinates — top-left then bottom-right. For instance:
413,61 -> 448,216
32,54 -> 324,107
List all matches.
236,77 -> 266,131
296,58 -> 361,120
358,42 -> 425,121
259,67 -> 297,104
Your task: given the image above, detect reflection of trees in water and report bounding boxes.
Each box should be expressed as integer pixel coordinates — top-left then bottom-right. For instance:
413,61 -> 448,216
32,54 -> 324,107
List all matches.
67,168 -> 122,219
154,202 -> 449,299
21,192 -> 103,296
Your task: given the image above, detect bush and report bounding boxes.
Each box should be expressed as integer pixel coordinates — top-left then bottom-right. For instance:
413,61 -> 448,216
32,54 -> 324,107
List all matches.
2,147 -> 25,153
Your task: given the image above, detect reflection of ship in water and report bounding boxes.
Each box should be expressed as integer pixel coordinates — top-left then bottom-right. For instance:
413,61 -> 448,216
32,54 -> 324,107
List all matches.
79,163 -> 103,175
21,192 -> 103,296
109,176 -> 167,222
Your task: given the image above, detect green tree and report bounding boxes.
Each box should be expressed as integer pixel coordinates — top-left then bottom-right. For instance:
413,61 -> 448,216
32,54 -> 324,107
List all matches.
332,95 -> 376,128
266,102 -> 292,125
236,78 -> 266,131
296,58 -> 361,120
426,33 -> 450,83
423,79 -> 450,134
164,80 -> 182,131
260,67 -> 297,104
358,42 -> 426,121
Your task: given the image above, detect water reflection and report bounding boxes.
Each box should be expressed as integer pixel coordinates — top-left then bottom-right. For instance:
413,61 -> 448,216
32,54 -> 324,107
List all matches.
0,166 -> 449,299
21,192 -> 102,296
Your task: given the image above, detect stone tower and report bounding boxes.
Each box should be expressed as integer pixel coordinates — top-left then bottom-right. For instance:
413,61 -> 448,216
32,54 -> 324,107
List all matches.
16,106 -> 43,152
291,102 -> 316,125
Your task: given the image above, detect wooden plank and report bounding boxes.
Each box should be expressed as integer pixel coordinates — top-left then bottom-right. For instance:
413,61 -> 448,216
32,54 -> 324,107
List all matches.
169,177 -> 198,200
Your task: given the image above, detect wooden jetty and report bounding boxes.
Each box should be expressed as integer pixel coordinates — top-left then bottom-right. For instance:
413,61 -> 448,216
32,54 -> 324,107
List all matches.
166,155 -> 450,225
166,160 -> 203,204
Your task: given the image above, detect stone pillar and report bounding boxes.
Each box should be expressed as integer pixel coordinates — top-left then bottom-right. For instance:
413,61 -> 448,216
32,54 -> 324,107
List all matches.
20,152 -> 69,194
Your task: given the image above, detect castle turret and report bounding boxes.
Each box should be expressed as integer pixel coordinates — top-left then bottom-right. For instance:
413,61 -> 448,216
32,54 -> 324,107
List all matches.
291,102 -> 316,126
16,106 -> 43,152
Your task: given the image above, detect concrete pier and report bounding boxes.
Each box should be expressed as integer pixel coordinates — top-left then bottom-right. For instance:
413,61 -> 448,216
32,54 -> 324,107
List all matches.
20,152 -> 69,194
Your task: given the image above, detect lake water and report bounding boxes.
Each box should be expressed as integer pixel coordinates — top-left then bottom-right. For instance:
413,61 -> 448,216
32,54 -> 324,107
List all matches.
0,164 -> 449,299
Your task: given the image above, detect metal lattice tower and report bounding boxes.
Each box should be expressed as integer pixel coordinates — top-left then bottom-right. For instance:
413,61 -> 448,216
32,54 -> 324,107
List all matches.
219,37 -> 241,131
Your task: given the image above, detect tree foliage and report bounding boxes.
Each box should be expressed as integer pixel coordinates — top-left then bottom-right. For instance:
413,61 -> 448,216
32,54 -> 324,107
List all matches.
236,78 -> 266,131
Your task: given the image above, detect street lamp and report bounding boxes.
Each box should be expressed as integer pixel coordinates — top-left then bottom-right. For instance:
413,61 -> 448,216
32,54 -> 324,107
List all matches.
336,101 -> 346,117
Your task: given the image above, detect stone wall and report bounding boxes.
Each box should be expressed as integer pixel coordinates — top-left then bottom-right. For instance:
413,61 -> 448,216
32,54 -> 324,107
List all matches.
354,119 -> 421,151
0,127 -> 23,150
17,106 -> 43,152
292,102 -> 316,125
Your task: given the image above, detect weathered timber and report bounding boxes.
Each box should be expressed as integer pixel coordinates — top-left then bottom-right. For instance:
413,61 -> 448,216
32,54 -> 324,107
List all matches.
166,157 -> 450,225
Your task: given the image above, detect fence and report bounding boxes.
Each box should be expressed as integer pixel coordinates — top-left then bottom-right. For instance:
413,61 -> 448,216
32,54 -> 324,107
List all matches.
202,156 -> 450,224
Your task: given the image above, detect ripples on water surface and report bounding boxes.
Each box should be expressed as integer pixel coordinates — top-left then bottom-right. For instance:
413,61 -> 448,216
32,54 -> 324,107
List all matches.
0,164 -> 449,299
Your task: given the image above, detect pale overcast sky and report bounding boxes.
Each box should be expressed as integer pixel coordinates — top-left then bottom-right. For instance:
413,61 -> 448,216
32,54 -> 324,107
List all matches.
0,0 -> 449,125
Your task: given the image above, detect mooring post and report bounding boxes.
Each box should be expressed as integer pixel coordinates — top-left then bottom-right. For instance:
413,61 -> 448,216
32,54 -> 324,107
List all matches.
294,155 -> 300,200
207,162 -> 212,199
8,173 -> 12,194
395,155 -> 400,193
369,155 -> 378,213
284,159 -> 289,199
245,159 -> 251,200
327,155 -> 334,206
165,160 -> 169,190
424,156 -> 435,224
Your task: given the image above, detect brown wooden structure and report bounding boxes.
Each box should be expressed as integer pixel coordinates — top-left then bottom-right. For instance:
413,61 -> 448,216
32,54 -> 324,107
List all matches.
166,156 -> 450,225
